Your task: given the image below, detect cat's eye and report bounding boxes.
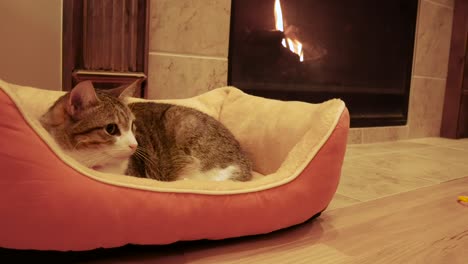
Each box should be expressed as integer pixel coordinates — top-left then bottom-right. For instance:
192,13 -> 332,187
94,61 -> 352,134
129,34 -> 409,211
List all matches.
105,123 -> 120,136
131,122 -> 136,132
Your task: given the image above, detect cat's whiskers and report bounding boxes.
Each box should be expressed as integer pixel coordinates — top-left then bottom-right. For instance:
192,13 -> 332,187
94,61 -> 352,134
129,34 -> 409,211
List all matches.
133,147 -> 163,178
77,151 -> 112,167
72,141 -> 85,152
74,147 -> 126,166
133,153 -> 152,167
133,147 -> 157,167
135,147 -> 149,158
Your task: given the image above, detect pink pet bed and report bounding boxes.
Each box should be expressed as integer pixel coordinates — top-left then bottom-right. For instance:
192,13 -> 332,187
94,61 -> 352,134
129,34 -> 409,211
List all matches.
0,79 -> 349,251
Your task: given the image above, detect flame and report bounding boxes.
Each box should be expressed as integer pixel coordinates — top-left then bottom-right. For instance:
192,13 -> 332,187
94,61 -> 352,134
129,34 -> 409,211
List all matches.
274,0 -> 287,47
273,0 -> 304,61
287,38 -> 304,62
274,0 -> 284,32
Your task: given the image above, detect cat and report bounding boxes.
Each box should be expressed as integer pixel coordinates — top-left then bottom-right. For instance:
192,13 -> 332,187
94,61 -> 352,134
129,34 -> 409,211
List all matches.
40,80 -> 252,182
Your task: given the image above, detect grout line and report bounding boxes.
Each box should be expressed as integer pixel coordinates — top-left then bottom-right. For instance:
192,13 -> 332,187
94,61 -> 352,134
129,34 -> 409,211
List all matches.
333,193 -> 363,202
149,51 -> 228,61
414,174 -> 468,184
406,146 -> 468,166
413,176 -> 443,184
423,0 -> 454,9
347,145 -> 468,170
352,181 -> 444,203
413,75 -> 446,81
346,144 -> 436,157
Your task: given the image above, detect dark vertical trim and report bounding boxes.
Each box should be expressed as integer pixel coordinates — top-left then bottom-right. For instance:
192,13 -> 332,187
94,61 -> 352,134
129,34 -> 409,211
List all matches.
62,0 -> 74,91
62,0 -> 84,91
140,0 -> 150,98
227,0 -> 235,86
402,0 -> 419,126
441,0 -> 468,138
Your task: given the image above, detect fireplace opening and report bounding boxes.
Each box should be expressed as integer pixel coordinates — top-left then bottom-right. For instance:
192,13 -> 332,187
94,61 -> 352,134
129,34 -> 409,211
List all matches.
228,0 -> 418,127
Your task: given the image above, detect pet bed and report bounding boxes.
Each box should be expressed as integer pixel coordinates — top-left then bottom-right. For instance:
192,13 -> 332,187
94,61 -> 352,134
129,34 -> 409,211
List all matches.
0,79 -> 349,251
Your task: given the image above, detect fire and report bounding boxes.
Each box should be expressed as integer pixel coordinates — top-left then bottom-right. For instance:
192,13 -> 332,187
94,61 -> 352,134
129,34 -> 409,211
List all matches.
287,38 -> 304,62
274,0 -> 287,47
274,0 -> 304,61
274,0 -> 284,32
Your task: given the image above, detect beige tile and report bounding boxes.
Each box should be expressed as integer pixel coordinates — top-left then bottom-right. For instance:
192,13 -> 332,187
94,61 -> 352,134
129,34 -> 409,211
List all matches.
345,141 -> 429,158
403,137 -> 461,146
353,152 -> 468,183
327,194 -> 361,211
405,146 -> 468,165
347,128 -> 362,144
413,0 -> 453,78
361,126 -> 408,144
149,0 -> 231,57
408,77 -> 446,138
337,163 -> 434,201
147,54 -> 227,99
443,139 -> 468,150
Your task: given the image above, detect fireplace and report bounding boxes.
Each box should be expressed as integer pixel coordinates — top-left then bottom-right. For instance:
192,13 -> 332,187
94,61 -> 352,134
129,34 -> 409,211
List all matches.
228,0 -> 419,127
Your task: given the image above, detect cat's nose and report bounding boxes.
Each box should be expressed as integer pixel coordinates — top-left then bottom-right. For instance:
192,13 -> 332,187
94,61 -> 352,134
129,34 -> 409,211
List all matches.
129,143 -> 137,150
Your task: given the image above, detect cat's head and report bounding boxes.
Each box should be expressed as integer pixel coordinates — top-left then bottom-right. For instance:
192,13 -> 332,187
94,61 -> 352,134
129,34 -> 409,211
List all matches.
40,80 -> 139,174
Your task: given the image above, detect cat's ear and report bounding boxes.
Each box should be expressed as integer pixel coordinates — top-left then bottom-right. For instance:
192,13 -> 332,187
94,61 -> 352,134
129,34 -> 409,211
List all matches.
105,79 -> 142,99
119,79 -> 141,99
67,80 -> 98,116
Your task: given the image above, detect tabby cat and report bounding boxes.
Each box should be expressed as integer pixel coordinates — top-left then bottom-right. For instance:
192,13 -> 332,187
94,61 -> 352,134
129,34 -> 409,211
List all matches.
40,81 -> 252,181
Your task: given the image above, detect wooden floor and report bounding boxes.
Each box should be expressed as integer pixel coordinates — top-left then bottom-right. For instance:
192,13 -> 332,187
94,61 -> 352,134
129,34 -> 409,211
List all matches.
2,137 -> 468,263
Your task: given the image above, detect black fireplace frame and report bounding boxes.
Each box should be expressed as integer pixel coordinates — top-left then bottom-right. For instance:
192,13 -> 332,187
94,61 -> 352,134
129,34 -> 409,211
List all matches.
227,0 -> 419,128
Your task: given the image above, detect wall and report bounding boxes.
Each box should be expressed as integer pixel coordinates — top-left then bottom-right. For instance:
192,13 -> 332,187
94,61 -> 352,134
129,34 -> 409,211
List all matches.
148,0 -> 454,143
147,0 -> 230,99
0,0 -> 62,91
